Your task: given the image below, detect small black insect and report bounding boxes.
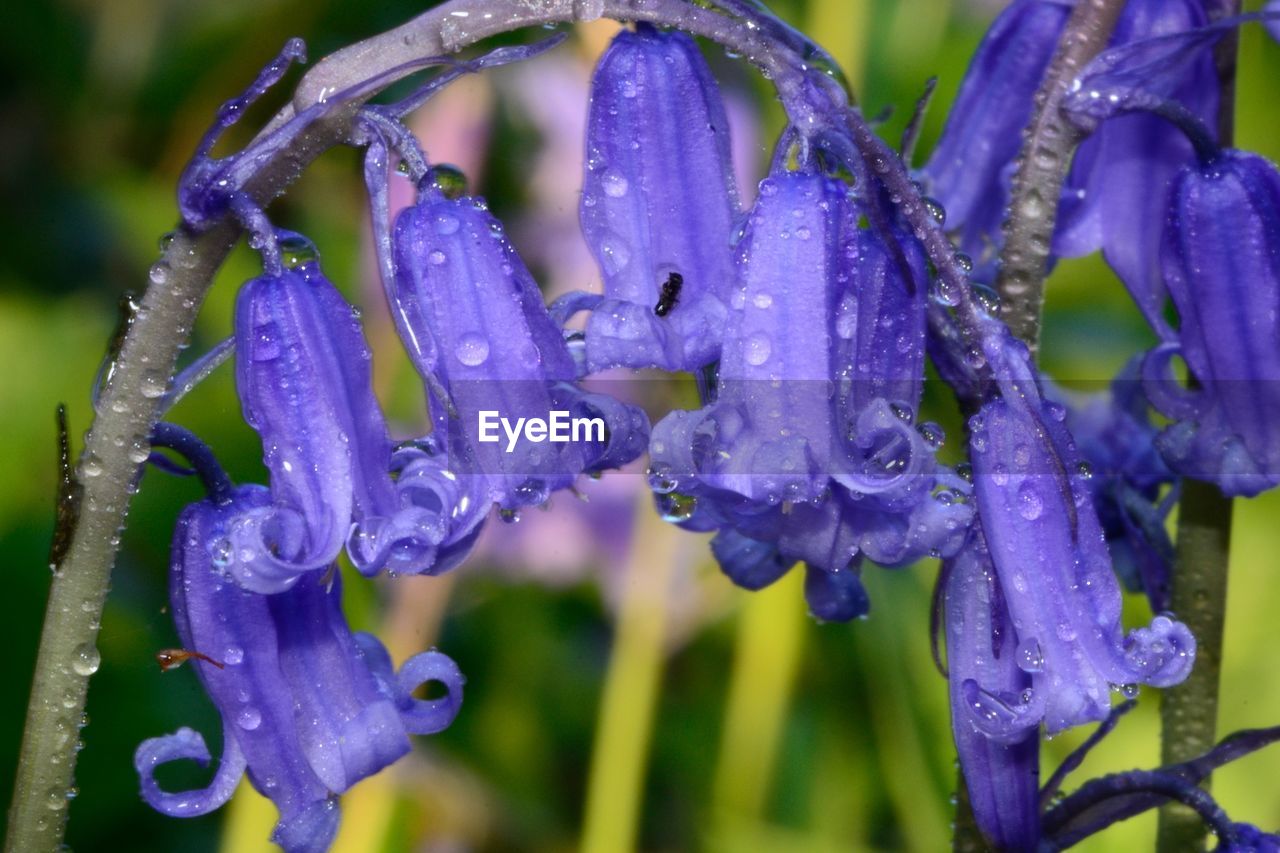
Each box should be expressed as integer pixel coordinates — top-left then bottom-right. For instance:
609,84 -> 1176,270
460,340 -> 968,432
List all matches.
49,404 -> 84,573
654,271 -> 683,317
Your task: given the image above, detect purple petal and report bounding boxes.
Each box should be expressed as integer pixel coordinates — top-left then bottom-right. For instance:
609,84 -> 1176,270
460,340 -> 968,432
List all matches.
232,264 -> 398,590
577,25 -> 739,372
944,531 -> 1040,852
134,724 -> 246,817
969,395 -> 1195,734
391,191 -> 647,508
162,488 -> 341,839
710,528 -> 793,591
265,572 -> 410,793
395,649 -> 466,735
803,562 -> 870,622
921,0 -> 1070,266
1055,0 -> 1218,337
1154,151 -> 1280,496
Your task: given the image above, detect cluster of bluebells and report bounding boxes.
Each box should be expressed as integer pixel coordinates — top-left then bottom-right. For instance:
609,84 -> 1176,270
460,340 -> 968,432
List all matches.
127,1 -> 1280,850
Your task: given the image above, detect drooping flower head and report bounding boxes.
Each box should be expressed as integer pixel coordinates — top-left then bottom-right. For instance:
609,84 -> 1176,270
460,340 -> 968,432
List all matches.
136,487 -> 464,852
567,23 -> 740,373
227,253 -> 445,592
1144,150 -> 1280,497
649,169 -> 971,619
389,177 -> 649,511
964,322 -> 1195,737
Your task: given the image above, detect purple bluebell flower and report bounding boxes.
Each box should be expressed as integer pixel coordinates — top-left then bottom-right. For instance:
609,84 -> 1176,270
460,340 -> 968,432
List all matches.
389,181 -> 649,510
649,171 -> 971,619
228,259 -> 441,592
1055,0 -> 1218,336
136,487 -> 463,852
944,529 -> 1039,853
1142,150 -> 1280,497
1047,363 -> 1176,611
566,24 -> 739,373
966,359 -> 1195,736
920,0 -> 1070,275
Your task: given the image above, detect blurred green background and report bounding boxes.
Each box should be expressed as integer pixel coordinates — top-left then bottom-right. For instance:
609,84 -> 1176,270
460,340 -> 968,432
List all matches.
2,1 -> 1279,850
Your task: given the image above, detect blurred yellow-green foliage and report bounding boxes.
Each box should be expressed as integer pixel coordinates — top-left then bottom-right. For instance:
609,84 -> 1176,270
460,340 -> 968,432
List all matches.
2,1 -> 1279,851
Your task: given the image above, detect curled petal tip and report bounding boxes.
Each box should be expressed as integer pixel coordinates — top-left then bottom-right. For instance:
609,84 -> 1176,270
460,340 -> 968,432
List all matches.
134,725 -> 246,818
396,650 -> 466,735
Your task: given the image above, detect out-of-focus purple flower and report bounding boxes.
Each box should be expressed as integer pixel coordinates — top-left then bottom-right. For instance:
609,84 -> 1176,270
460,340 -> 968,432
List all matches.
944,529 -> 1039,853
1269,1 -> 1280,43
568,24 -> 739,372
136,487 -> 463,853
229,258 -> 441,592
1142,150 -> 1280,497
921,0 -> 1070,276
967,370 -> 1194,736
1055,0 -> 1218,337
1047,363 -> 1176,611
649,171 -> 971,619
389,182 -> 649,510
1225,823 -> 1280,852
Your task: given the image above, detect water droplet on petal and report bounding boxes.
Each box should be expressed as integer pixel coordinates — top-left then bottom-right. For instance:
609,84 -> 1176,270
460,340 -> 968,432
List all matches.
601,168 -> 629,198
237,706 -> 262,731
1017,481 -> 1044,520
744,332 -> 772,366
454,333 -> 490,367
1016,637 -> 1044,673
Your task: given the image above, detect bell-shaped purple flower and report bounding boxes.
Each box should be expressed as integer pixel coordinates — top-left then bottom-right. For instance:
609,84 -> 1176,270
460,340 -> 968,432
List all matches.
229,259 -> 442,592
921,0 -> 1070,274
136,487 -> 464,852
653,172 -> 842,505
967,384 -> 1195,736
390,186 -> 649,510
570,23 -> 739,372
944,529 -> 1040,853
1142,150 -> 1280,497
649,171 -> 971,619
1055,0 -> 1218,336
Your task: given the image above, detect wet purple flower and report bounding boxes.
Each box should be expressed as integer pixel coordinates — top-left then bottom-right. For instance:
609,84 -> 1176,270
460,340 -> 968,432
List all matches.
567,23 -> 739,372
1142,150 -> 1280,497
136,487 -> 463,852
389,182 -> 649,510
228,259 -> 440,592
1055,0 -> 1218,336
649,171 -> 971,619
921,0 -> 1070,275
944,529 -> 1039,853
967,375 -> 1195,736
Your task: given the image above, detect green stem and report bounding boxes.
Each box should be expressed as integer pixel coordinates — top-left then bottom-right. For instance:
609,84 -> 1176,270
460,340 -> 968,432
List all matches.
1156,481 -> 1234,852
1155,6 -> 1238,849
994,0 -> 1127,355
